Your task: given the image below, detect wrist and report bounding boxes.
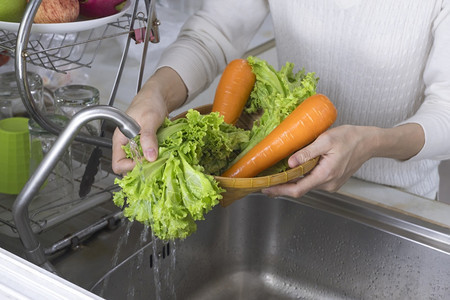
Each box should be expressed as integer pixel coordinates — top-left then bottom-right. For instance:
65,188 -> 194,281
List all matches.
372,123 -> 425,160
147,67 -> 188,112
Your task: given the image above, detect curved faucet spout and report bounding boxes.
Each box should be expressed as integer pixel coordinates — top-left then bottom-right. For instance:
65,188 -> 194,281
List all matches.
74,105 -> 141,139
12,105 -> 140,271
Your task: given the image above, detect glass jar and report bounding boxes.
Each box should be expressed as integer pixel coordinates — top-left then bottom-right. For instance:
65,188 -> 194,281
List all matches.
54,84 -> 101,164
54,84 -> 101,136
0,100 -> 13,120
0,72 -> 48,117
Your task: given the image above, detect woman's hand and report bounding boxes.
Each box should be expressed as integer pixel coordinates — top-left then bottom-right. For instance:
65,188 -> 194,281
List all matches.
262,123 -> 425,198
111,89 -> 167,175
112,67 -> 188,175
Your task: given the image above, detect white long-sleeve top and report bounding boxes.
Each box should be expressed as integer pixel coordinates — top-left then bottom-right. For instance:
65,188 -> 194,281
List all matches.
157,0 -> 450,199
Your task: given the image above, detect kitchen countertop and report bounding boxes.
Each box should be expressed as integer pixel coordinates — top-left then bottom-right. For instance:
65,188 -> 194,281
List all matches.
339,177 -> 450,229
0,247 -> 102,299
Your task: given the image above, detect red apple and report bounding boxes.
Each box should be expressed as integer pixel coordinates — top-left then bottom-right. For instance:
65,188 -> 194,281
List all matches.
33,0 -> 80,23
0,51 -> 10,67
79,0 -> 126,19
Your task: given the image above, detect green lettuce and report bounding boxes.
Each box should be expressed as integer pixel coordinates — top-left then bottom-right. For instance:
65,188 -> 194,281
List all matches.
113,110 -> 249,240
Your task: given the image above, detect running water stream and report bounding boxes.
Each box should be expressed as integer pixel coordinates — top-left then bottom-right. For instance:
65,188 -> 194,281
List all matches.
128,138 -> 143,163
98,220 -> 133,297
126,225 -> 150,298
114,138 -> 177,299
150,234 -> 177,300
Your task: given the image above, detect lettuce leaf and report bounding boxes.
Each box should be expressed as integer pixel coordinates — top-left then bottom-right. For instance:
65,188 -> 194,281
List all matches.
113,110 -> 249,240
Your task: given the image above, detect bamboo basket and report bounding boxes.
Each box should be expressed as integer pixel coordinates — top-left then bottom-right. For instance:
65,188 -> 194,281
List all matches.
172,104 -> 319,207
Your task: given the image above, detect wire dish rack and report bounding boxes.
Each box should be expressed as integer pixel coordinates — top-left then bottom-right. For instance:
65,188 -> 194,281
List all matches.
0,148 -> 119,238
0,14 -> 134,238
0,14 -> 132,73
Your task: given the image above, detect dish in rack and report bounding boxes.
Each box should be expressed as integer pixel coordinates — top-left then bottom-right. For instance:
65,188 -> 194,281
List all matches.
0,0 -> 132,34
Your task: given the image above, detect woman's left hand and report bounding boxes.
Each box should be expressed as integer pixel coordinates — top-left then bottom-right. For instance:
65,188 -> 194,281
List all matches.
262,125 -> 379,198
262,122 -> 425,198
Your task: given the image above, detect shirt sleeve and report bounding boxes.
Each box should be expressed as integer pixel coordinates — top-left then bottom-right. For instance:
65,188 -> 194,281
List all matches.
400,1 -> 450,161
155,0 -> 269,102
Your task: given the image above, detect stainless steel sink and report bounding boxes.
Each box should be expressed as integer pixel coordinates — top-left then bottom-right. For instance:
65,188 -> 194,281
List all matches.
48,191 -> 450,299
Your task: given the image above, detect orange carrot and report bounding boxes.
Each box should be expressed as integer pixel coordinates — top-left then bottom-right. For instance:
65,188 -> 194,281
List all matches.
222,94 -> 337,178
212,59 -> 256,124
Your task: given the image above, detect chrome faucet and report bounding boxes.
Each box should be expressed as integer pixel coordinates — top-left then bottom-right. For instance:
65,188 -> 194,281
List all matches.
12,105 -> 140,272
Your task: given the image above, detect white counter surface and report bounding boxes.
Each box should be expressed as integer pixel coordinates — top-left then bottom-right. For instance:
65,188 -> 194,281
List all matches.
0,248 -> 102,299
339,177 -> 450,229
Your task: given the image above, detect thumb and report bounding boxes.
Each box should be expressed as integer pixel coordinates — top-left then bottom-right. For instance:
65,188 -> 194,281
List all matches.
137,111 -> 167,162
288,141 -> 324,168
140,130 -> 158,162
139,119 -> 163,162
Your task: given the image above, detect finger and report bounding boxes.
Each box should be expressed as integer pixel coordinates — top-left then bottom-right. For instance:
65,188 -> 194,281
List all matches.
139,127 -> 160,162
288,133 -> 332,168
113,158 -> 136,176
262,181 -> 305,198
262,169 -> 323,198
263,150 -> 333,198
111,128 -> 136,175
136,108 -> 167,162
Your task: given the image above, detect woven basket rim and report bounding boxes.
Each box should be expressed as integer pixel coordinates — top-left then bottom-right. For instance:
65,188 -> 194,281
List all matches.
213,156 -> 318,187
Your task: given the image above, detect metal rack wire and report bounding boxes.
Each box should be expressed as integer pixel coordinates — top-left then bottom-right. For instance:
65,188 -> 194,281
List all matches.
0,14 -> 133,73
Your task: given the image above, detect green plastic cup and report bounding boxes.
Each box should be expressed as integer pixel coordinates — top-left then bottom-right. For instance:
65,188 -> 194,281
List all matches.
0,117 -> 30,195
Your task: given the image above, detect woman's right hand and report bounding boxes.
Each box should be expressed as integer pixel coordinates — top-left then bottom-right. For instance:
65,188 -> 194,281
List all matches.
111,67 -> 188,175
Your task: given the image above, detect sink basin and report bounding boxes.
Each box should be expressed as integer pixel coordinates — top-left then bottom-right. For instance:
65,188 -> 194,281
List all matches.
58,192 -> 450,299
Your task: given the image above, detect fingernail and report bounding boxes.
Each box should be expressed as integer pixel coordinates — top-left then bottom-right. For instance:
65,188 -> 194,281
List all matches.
144,148 -> 157,161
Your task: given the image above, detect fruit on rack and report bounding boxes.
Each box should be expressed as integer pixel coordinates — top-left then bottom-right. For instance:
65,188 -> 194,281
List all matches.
0,51 -> 10,67
79,0 -> 127,18
33,0 -> 80,23
0,0 -> 27,22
